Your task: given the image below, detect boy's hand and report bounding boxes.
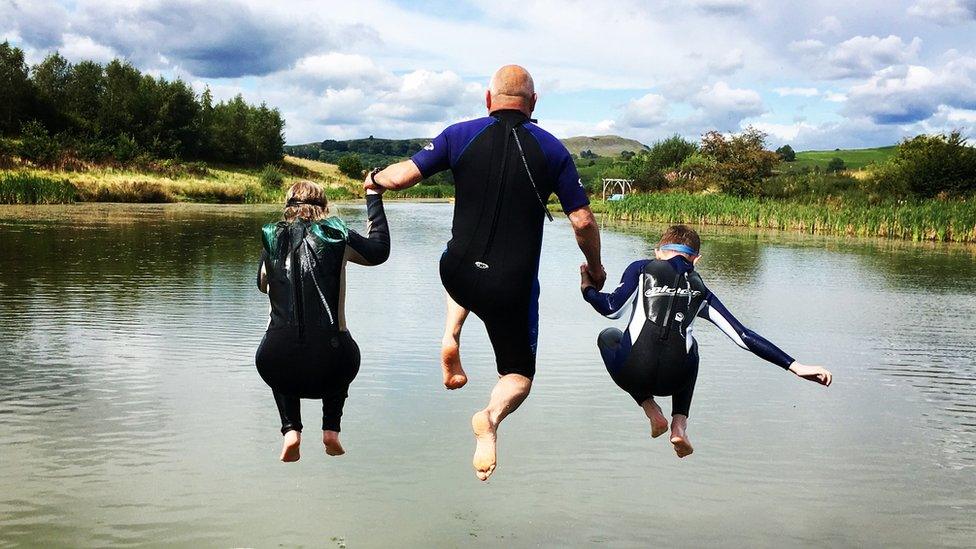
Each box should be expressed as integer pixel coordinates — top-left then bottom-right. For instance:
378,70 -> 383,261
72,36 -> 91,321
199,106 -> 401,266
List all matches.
585,263 -> 607,290
788,362 -> 832,386
580,263 -> 595,292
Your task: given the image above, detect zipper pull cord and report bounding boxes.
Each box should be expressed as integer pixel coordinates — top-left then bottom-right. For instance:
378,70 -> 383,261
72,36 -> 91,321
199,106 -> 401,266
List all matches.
511,127 -> 554,222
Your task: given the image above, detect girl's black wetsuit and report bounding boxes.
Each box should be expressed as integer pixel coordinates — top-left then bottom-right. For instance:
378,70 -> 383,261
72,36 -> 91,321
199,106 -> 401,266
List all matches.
584,256 -> 794,417
255,194 -> 389,433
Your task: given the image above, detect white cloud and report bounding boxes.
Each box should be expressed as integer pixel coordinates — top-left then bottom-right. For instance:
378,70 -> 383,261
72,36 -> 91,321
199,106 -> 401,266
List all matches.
908,0 -> 976,24
788,39 -> 826,55
824,35 -> 922,79
618,93 -> 670,128
708,48 -> 745,75
751,121 -> 819,142
811,15 -> 843,35
288,53 -> 397,92
60,34 -> 116,64
844,57 -> 976,124
774,87 -> 821,97
692,81 -> 765,123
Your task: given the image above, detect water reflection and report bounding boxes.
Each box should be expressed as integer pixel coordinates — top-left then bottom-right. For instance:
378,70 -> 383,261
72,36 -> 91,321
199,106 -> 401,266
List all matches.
0,203 -> 973,547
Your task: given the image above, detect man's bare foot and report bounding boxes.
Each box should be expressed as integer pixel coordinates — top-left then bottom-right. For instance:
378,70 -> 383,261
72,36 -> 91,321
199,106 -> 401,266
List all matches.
323,430 -> 345,456
280,430 -> 301,462
441,336 -> 468,389
471,410 -> 497,481
640,399 -> 669,438
670,416 -> 694,458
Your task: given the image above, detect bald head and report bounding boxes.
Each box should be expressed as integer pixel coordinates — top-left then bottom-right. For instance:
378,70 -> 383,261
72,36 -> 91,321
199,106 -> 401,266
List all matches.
486,65 -> 537,116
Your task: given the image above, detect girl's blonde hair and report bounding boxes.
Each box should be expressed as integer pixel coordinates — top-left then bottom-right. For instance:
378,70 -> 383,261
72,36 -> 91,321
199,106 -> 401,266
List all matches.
284,180 -> 329,222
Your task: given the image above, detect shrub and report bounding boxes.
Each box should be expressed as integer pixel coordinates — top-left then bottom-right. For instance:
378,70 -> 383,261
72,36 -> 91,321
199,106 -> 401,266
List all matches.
700,127 -> 779,196
866,131 -> 976,198
776,144 -> 796,162
826,157 -> 846,173
259,164 -> 285,188
113,134 -> 140,164
337,154 -> 365,178
0,138 -> 14,168
759,172 -> 857,200
18,120 -> 61,166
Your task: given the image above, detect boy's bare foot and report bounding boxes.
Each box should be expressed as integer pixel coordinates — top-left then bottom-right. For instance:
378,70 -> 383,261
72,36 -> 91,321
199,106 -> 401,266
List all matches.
471,410 -> 497,481
280,430 -> 301,462
640,399 -> 669,438
669,416 -> 694,458
323,430 -> 345,456
441,335 -> 468,390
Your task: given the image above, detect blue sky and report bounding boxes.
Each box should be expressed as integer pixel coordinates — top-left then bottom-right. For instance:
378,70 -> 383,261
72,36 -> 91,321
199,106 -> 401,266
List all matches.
2,0 -> 975,149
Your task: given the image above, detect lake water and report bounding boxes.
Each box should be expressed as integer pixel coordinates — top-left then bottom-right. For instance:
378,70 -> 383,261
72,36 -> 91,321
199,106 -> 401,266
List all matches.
0,202 -> 974,548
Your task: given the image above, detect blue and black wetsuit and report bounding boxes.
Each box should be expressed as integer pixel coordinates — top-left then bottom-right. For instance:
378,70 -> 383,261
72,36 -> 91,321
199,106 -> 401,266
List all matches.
412,110 -> 589,378
584,256 -> 794,416
255,194 -> 390,433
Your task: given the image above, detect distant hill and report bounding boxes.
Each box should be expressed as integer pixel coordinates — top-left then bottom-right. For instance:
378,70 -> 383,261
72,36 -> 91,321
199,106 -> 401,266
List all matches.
561,135 -> 649,157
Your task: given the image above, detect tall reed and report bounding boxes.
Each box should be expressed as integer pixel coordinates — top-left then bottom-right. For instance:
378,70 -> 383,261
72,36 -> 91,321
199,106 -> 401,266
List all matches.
0,172 -> 76,204
605,192 -> 976,243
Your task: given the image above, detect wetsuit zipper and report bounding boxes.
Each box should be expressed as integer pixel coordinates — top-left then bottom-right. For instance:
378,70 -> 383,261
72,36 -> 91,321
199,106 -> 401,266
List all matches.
291,228 -> 305,340
659,271 -> 683,340
479,125 -> 513,266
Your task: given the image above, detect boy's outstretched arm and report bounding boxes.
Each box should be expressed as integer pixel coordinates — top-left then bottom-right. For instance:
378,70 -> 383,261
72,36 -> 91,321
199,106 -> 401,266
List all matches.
699,293 -> 832,386
581,259 -> 649,319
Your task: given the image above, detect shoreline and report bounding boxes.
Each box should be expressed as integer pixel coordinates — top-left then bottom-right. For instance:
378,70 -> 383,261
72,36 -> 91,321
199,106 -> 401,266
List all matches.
3,199 -> 974,248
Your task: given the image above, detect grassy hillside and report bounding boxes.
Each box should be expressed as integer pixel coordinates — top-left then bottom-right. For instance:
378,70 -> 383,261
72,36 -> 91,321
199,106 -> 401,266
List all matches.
788,146 -> 897,170
561,135 -> 649,157
0,155 -> 361,204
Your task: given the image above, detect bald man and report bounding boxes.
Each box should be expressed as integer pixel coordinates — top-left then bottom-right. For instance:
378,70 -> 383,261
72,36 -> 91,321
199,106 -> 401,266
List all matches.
365,65 -> 605,481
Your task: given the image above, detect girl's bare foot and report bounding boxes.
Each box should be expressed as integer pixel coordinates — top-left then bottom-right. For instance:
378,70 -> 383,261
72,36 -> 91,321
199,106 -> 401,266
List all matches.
280,430 -> 301,462
669,415 -> 694,458
441,335 -> 468,389
323,430 -> 345,456
471,410 -> 497,481
640,398 -> 669,438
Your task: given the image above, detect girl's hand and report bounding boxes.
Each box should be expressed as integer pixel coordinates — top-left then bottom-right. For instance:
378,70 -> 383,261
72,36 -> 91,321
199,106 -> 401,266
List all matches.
788,362 -> 832,386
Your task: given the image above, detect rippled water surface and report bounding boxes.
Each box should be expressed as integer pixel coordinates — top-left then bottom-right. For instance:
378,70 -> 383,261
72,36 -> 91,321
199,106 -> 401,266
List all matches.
1,203 -> 974,548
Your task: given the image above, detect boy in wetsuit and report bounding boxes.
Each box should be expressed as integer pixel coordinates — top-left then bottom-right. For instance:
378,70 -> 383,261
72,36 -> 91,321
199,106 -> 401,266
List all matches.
580,225 -> 832,458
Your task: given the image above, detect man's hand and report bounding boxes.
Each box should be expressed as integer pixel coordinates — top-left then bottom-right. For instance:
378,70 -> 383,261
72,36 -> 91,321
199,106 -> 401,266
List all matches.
788,362 -> 833,386
585,263 -> 607,290
579,263 -> 594,293
363,169 -> 385,194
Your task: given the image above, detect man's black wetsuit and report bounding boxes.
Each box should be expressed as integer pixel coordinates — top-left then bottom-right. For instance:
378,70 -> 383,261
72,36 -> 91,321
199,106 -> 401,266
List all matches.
411,110 -> 589,378
584,256 -> 794,416
255,194 -> 389,433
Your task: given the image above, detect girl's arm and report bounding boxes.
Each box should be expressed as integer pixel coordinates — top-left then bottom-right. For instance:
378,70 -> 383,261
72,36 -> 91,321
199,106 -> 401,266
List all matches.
699,293 -> 832,386
345,191 -> 390,266
581,259 -> 649,319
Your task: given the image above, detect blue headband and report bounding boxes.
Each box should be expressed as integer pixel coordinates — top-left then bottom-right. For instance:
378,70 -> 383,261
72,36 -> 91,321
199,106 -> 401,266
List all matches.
659,243 -> 699,256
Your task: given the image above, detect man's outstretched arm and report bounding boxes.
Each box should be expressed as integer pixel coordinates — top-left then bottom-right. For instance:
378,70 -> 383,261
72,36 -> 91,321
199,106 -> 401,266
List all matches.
365,160 -> 424,192
568,206 -> 606,290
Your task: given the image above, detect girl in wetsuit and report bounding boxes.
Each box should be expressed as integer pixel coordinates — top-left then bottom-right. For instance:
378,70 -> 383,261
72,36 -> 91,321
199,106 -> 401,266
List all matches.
581,225 -> 832,458
255,180 -> 389,462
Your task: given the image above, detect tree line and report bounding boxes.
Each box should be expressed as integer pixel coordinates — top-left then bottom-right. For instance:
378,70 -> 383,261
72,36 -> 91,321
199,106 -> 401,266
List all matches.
0,42 -> 284,167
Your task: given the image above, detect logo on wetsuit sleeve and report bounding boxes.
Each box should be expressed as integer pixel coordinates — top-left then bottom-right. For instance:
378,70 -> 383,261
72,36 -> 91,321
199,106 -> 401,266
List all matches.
645,285 -> 702,298
424,142 -> 434,151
